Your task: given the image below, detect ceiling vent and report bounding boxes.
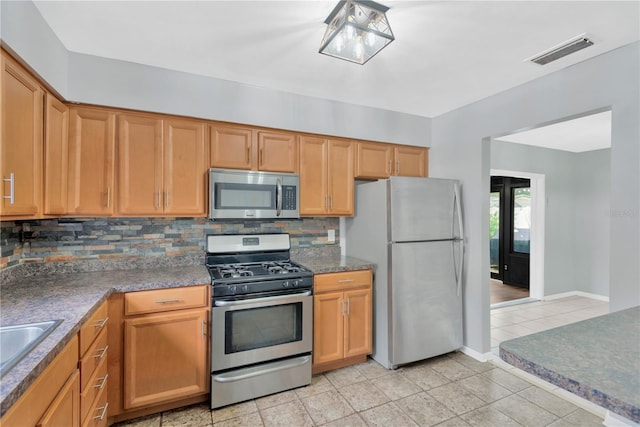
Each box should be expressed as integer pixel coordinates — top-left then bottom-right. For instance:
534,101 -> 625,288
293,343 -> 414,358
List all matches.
527,35 -> 594,65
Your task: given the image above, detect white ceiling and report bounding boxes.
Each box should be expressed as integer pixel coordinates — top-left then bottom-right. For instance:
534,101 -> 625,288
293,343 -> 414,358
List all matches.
495,110 -> 612,153
33,1 -> 639,120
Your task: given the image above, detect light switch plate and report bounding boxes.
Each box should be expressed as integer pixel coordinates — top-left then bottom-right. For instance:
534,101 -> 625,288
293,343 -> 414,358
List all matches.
327,229 -> 336,243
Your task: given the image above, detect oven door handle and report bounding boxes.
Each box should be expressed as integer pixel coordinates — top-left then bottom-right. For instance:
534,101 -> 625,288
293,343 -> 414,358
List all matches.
214,291 -> 311,307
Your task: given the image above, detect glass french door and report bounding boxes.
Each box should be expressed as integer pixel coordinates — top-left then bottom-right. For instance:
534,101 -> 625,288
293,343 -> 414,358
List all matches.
490,176 -> 530,288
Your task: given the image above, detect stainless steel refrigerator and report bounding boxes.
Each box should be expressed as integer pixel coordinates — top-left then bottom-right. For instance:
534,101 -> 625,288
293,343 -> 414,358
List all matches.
345,177 -> 464,369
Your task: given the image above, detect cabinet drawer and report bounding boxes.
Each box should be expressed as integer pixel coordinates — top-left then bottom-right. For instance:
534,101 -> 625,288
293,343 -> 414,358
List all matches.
79,300 -> 109,356
79,327 -> 108,392
314,270 -> 372,293
124,285 -> 208,316
81,379 -> 108,427
80,355 -> 108,424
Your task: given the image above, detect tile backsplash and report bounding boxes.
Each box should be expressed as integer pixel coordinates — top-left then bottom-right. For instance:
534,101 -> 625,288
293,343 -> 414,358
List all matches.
0,217 -> 340,270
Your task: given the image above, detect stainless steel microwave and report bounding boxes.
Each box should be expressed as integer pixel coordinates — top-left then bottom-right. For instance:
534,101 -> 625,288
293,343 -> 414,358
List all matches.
209,169 -> 300,220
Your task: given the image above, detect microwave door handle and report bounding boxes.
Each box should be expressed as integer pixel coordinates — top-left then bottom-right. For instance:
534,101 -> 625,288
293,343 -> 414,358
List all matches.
276,178 -> 283,216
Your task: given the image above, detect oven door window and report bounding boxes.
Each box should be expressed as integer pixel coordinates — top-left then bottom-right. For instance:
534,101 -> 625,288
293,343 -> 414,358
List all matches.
225,302 -> 303,354
215,183 -> 276,210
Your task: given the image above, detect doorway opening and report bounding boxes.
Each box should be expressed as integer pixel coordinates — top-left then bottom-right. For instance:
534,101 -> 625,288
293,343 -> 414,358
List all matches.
490,168 -> 545,309
490,176 -> 531,305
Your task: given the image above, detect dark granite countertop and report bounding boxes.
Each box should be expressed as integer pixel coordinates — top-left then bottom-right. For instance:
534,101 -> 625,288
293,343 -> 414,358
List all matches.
294,255 -> 375,274
499,306 -> 640,424
0,254 -> 375,415
0,265 -> 210,416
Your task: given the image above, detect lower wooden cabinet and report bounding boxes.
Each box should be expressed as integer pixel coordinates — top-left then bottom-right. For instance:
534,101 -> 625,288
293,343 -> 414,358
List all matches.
107,285 -> 210,423
123,308 -> 209,409
37,370 -> 80,427
0,336 -> 79,427
313,270 -> 372,374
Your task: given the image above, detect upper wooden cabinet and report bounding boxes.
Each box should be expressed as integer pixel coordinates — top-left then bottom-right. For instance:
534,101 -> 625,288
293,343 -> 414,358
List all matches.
210,124 -> 297,173
355,141 -> 429,179
354,141 -> 394,180
257,131 -> 297,173
210,124 -> 253,170
393,145 -> 429,177
43,94 -> 69,215
0,51 -> 43,218
118,114 -> 208,216
299,136 -> 354,216
67,107 -> 116,216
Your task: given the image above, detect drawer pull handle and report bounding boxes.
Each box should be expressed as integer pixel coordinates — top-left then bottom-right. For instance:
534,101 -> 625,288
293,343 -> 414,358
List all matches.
94,345 -> 108,359
338,279 -> 354,283
94,373 -> 108,390
94,402 -> 109,421
94,317 -> 109,329
155,298 -> 181,304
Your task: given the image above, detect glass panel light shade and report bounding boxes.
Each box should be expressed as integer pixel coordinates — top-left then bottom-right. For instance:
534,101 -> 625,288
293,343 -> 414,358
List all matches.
319,0 -> 394,65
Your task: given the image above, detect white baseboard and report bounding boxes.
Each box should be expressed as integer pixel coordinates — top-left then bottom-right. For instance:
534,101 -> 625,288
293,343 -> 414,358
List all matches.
604,410 -> 639,427
544,290 -> 609,302
460,346 -> 491,362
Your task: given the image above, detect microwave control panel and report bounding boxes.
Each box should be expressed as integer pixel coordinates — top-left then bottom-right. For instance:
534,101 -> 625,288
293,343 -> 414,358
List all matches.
282,186 -> 297,211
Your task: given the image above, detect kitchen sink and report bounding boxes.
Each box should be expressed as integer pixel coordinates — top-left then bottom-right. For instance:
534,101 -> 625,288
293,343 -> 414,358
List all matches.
0,319 -> 63,377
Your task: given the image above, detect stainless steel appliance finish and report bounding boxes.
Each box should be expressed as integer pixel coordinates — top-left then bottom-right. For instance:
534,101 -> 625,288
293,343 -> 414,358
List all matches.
206,233 -> 313,408
345,177 -> 464,369
209,169 -> 300,220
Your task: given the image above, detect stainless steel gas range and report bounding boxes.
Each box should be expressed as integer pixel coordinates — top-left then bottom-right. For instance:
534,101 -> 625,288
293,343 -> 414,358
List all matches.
205,233 -> 313,409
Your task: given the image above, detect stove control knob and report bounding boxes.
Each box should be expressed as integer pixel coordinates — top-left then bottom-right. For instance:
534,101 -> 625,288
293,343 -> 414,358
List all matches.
282,281 -> 290,288
229,285 -> 237,295
292,280 -> 299,288
241,285 -> 249,293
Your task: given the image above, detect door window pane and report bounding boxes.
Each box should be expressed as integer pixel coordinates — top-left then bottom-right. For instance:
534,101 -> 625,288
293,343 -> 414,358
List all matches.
512,187 -> 531,254
489,192 -> 500,274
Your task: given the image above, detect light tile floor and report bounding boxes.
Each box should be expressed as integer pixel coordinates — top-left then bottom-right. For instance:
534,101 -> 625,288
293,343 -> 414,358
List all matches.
490,295 -> 610,349
114,296 -> 610,427
114,351 -> 605,427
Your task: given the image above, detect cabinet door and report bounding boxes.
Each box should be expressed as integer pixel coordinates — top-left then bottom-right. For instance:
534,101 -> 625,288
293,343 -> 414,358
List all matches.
327,139 -> 354,216
44,94 -> 69,214
164,119 -> 207,216
0,52 -> 43,217
124,308 -> 208,409
343,288 -> 372,358
210,124 -> 253,170
355,141 -> 393,179
257,131 -> 297,173
394,146 -> 428,177
118,114 -> 163,215
37,370 -> 80,427
67,108 -> 116,215
313,292 -> 344,366
299,136 -> 328,215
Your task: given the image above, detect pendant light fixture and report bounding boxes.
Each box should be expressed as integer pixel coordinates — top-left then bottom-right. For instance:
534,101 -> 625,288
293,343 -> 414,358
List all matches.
319,0 -> 394,65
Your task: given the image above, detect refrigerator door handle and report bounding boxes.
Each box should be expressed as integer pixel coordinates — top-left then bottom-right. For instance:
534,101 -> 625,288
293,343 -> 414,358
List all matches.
454,185 -> 464,296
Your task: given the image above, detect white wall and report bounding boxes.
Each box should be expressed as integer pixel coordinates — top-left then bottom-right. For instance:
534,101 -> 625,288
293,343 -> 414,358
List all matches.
0,0 -> 69,96
491,140 -> 611,298
432,42 -> 639,354
574,149 -> 611,297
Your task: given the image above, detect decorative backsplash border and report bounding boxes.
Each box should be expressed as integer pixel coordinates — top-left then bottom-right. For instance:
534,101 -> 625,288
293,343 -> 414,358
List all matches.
0,217 -> 340,271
